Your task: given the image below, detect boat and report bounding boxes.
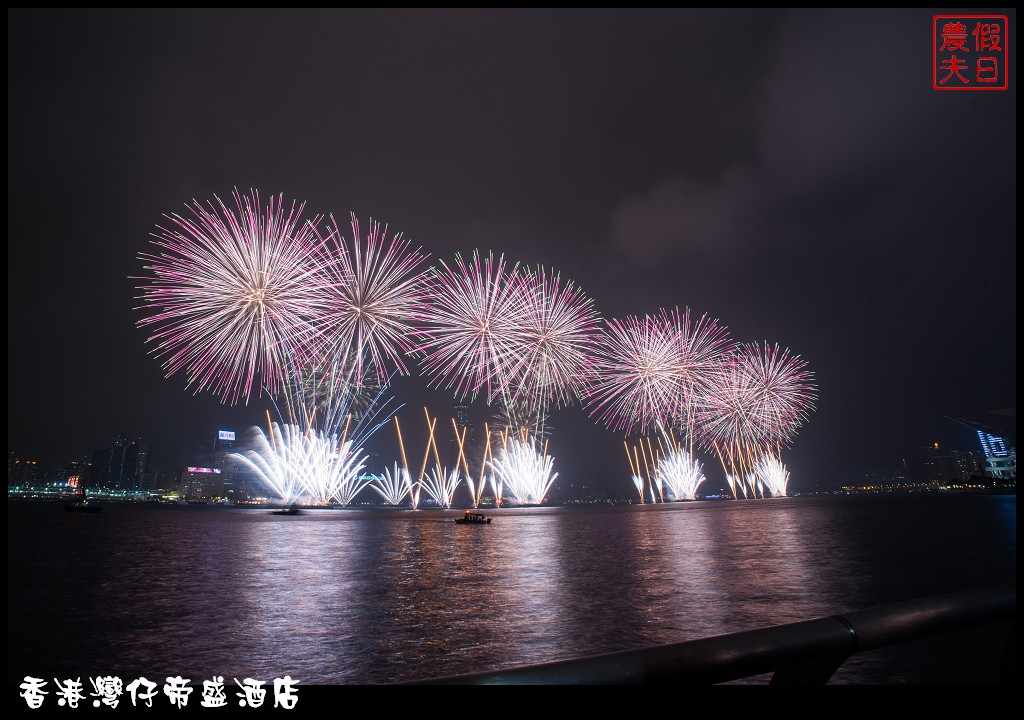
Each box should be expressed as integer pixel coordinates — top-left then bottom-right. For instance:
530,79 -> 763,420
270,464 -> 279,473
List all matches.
64,491 -> 102,514
454,510 -> 491,524
271,504 -> 303,516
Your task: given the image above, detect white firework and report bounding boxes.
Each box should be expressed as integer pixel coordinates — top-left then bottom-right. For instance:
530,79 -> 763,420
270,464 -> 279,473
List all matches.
416,250 -> 528,404
370,462 -> 414,506
488,437 -> 558,506
417,465 -> 462,508
756,455 -> 791,497
656,446 -> 706,501
231,423 -> 368,505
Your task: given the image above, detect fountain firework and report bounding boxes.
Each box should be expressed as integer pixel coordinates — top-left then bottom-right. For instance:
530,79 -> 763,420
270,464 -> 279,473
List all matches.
755,455 -> 791,497
369,462 -> 415,506
232,419 -> 369,505
488,434 -> 558,506
655,442 -> 706,501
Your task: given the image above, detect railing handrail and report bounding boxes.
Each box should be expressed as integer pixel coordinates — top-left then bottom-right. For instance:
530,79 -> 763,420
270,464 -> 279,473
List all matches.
405,583 -> 1016,684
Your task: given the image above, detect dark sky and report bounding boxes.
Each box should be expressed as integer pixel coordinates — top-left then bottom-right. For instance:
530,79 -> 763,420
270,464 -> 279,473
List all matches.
8,9 -> 1016,492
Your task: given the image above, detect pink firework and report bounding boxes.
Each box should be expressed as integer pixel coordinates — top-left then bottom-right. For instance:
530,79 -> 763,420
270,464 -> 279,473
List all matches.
585,313 -> 681,435
135,189 -> 322,405
660,307 -> 733,428
739,342 -> 817,447
505,266 -> 602,413
585,307 -> 732,437
697,342 -> 816,453
415,250 -> 528,403
696,348 -> 765,455
311,213 -> 428,384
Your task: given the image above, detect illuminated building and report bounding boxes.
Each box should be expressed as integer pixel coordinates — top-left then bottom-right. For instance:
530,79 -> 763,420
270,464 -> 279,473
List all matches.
948,413 -> 1016,481
975,431 -> 1015,480
179,466 -> 223,501
213,429 -> 242,500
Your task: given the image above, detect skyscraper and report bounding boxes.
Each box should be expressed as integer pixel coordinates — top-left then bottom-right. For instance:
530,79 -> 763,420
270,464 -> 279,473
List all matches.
90,435 -> 148,490
213,430 -> 240,499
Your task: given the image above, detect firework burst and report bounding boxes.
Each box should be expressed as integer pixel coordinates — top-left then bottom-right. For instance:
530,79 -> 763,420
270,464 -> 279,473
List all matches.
741,342 -> 817,447
135,189 -> 322,405
585,313 -> 682,435
660,307 -> 733,439
415,250 -> 527,404
311,213 -> 428,385
505,266 -> 601,417
586,308 -> 731,438
698,343 -> 816,497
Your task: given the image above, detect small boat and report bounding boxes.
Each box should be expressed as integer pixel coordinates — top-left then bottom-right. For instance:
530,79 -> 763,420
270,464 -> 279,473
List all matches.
454,510 -> 491,524
64,491 -> 102,514
271,504 -> 303,516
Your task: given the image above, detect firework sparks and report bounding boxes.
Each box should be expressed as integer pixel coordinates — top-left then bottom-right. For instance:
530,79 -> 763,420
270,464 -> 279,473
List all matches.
135,189 -> 322,405
415,250 -> 528,404
369,462 -> 414,506
505,266 -> 601,417
755,455 -> 791,497
231,422 -> 368,506
311,213 -> 428,385
488,436 -> 558,506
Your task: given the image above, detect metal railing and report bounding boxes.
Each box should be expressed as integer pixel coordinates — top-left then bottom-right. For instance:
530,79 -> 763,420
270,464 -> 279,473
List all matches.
408,583 -> 1016,684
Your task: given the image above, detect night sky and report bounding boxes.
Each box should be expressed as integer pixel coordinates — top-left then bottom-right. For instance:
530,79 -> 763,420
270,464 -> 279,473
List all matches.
8,9 -> 1016,492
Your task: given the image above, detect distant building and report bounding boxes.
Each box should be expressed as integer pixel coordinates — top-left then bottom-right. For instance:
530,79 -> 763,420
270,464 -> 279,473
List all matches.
948,413 -> 1016,481
975,431 -> 1016,480
920,443 -> 947,484
366,450 -> 382,477
950,449 -> 982,481
90,435 -> 149,491
8,452 -> 41,487
213,430 -> 244,500
179,467 -> 224,501
139,471 -> 182,494
918,443 -> 985,485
